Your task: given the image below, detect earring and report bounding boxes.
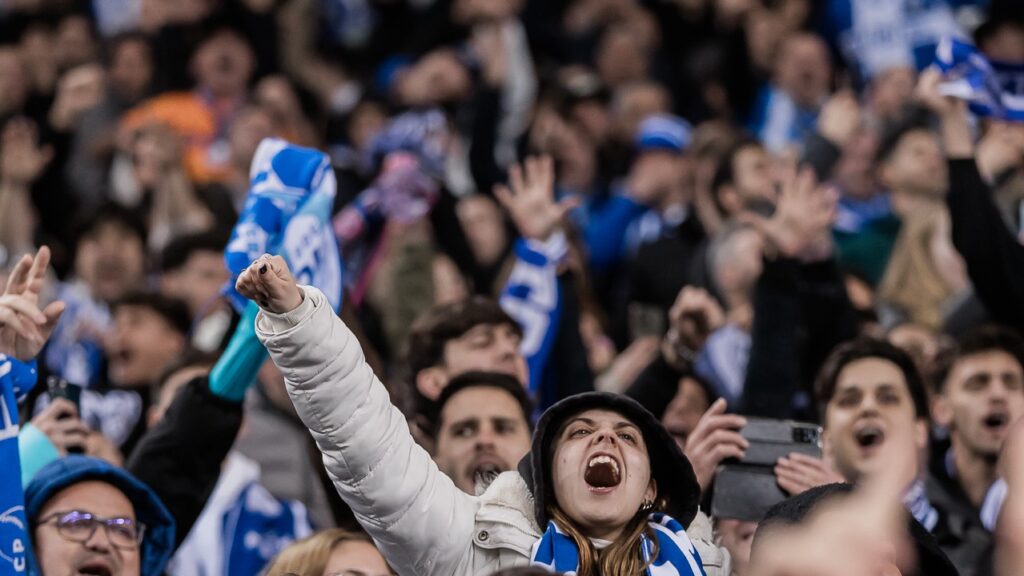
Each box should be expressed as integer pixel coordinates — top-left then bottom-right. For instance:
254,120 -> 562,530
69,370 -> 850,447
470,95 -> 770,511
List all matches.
640,500 -> 653,512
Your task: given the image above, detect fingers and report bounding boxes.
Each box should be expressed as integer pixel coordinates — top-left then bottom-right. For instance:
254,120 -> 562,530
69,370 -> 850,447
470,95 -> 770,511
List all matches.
493,183 -> 513,211
0,304 -> 43,343
37,397 -> 79,423
0,294 -> 47,324
508,162 -> 525,196
3,254 -> 33,296
26,245 -> 50,295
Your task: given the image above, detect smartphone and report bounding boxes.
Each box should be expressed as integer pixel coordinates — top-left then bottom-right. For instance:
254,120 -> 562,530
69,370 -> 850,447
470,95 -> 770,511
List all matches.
47,376 -> 81,417
711,418 -> 823,522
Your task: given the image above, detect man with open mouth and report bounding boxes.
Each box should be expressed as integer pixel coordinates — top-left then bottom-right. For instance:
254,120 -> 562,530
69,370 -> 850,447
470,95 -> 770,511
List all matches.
927,326 -> 1024,576
24,455 -> 174,576
431,371 -> 533,495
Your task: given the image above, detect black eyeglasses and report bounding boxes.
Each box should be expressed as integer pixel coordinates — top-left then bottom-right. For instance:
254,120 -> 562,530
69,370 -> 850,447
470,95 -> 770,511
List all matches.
39,510 -> 145,550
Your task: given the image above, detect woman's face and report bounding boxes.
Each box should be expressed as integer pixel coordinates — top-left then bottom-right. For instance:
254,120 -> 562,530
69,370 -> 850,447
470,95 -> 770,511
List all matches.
323,540 -> 392,576
551,409 -> 656,541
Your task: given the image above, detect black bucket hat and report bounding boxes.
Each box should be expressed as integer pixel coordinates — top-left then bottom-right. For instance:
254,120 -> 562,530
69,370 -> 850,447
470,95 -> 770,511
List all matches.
517,392 -> 701,529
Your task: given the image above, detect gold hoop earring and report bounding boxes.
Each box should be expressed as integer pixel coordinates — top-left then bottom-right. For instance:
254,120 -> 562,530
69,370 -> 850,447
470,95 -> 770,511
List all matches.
640,500 -> 654,512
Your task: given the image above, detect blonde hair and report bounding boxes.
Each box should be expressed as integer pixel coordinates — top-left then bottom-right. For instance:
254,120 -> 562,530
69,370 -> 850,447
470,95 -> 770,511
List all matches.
548,505 -> 658,576
878,206 -> 959,330
263,528 -> 373,576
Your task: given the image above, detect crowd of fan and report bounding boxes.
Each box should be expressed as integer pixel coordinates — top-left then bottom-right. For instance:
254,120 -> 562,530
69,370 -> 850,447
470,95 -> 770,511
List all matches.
2,0 -> 1024,575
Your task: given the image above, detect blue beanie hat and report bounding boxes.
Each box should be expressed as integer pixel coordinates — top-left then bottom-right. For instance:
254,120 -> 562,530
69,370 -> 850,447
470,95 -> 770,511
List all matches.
24,456 -> 175,576
635,114 -> 693,154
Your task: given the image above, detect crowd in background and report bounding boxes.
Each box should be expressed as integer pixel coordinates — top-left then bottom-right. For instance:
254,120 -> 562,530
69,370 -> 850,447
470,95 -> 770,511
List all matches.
3,0 -> 1024,574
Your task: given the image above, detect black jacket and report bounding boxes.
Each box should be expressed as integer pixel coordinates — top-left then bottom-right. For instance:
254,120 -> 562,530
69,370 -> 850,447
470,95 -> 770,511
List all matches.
126,376 -> 243,547
947,159 -> 1024,332
926,442 -> 995,576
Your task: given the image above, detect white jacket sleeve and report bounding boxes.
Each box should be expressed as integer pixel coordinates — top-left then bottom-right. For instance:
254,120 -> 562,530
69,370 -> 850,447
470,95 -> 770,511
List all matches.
255,286 -> 477,576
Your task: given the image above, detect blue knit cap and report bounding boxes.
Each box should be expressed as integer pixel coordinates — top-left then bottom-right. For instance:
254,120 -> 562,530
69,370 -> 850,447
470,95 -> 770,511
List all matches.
24,456 -> 175,576
635,114 -> 693,154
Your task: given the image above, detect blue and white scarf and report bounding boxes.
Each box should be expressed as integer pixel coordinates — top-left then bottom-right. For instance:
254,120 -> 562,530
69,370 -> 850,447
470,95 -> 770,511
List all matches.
531,513 -> 706,576
500,232 -> 567,412
223,138 -> 344,314
934,37 -> 1024,122
0,354 -> 38,574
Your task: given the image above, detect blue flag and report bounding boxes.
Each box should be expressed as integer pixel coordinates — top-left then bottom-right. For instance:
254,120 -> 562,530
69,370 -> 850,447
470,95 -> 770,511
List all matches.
0,355 -> 38,575
223,139 -> 344,313
934,37 -> 1024,122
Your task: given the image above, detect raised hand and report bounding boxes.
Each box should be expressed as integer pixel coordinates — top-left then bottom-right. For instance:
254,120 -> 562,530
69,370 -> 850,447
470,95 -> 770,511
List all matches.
1,119 -> 53,187
30,398 -> 89,457
666,286 -> 725,361
683,398 -> 749,492
235,254 -> 304,314
742,164 -> 836,260
0,246 -> 64,361
775,452 -> 846,496
494,155 -> 579,242
817,90 -> 862,148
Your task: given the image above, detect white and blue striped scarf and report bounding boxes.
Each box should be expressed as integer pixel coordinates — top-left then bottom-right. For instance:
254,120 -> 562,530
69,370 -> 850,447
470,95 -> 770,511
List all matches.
934,37 -> 1024,122
530,513 -> 706,576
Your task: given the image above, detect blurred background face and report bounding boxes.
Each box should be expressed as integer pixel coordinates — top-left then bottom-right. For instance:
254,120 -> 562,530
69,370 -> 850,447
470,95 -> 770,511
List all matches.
868,67 -> 916,121
54,15 -> 98,72
159,249 -> 230,316
109,38 -> 154,103
662,377 -> 712,449
0,48 -> 29,116
612,82 -> 671,143
880,130 -> 948,197
433,386 -> 531,493
551,409 -> 655,540
823,358 -> 924,483
323,540 -> 392,576
716,519 -> 757,576
774,33 -> 831,108
730,145 -> 776,207
936,351 -> 1024,460
229,106 -> 276,169
596,27 -> 650,89
192,30 -> 255,98
75,223 -> 146,302
457,195 -> 508,267
395,50 -> 471,106
441,323 -> 528,386
106,305 -> 185,388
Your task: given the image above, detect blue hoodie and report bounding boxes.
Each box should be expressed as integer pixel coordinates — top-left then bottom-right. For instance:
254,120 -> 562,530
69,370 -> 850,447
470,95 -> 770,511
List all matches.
23,456 -> 175,576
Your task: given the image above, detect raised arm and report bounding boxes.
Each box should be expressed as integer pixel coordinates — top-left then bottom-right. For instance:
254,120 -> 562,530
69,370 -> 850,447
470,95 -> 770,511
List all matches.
239,255 -> 477,576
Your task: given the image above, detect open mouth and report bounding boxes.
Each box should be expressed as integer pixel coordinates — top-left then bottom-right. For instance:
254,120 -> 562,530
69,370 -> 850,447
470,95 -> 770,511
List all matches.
77,561 -> 113,576
984,413 -> 1010,430
585,454 -> 621,490
467,455 -> 507,487
854,425 -> 885,449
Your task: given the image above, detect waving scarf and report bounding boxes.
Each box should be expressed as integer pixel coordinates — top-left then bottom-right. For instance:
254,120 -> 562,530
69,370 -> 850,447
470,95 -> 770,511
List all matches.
934,37 -> 1024,122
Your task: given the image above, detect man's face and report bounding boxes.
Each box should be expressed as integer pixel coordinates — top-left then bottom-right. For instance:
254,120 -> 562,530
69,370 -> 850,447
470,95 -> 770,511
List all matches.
109,39 -> 152,103
443,323 -> 528,385
881,130 -> 948,197
34,481 -> 141,576
935,351 -> 1024,459
395,50 -> 471,106
457,195 -> 508,267
75,223 -> 146,303
192,30 -> 255,98
662,377 -> 712,450
434,386 -> 531,494
716,519 -> 757,576
160,251 -> 230,316
731,145 -> 776,207
106,306 -> 185,388
775,34 -> 831,109
823,357 -> 926,483
0,47 -> 28,116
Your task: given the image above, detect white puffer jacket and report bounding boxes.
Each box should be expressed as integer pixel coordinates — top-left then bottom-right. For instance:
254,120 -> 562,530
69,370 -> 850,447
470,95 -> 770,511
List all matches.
256,286 -> 731,576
